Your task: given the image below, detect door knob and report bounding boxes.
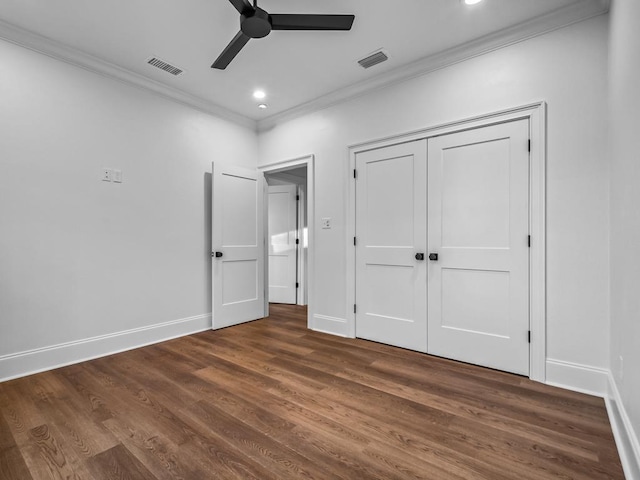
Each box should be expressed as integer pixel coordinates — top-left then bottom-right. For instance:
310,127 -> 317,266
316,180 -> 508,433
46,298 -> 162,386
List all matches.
212,251 -> 223,258
429,253 -> 438,261
415,253 -> 425,261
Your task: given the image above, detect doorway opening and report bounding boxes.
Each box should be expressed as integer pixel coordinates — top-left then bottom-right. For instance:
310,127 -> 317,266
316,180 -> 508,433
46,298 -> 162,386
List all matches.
265,166 -> 308,306
260,155 -> 315,330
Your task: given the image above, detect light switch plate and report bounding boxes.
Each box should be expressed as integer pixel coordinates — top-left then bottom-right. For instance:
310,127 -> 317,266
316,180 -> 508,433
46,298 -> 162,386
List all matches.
112,169 -> 123,183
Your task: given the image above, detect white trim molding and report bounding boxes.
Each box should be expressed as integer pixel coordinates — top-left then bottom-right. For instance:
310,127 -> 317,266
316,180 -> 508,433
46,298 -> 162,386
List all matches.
545,358 -> 609,397
607,373 -> 640,480
346,102 -> 547,382
260,155 -> 315,330
0,314 -> 211,382
258,0 -> 609,131
0,19 -> 255,130
0,0 -> 608,135
312,314 -> 349,338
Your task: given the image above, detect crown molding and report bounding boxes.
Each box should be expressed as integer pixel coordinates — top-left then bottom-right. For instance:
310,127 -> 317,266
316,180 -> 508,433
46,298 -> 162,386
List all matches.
0,19 -> 257,131
0,0 -> 609,134
257,0 -> 610,132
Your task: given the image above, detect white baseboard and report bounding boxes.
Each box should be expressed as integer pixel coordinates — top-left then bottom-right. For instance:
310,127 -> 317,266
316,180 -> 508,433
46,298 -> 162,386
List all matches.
607,372 -> 640,480
0,313 -> 212,382
311,314 -> 349,337
545,358 -> 609,397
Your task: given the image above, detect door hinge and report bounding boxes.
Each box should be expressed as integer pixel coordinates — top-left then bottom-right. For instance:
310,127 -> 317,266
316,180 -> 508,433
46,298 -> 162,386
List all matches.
354,236 -> 357,246
528,330 -> 531,343
528,139 -> 531,152
353,169 -> 357,179
354,304 -> 357,314
296,194 -> 300,201
296,238 -> 300,245
296,282 -> 299,289
528,235 -> 531,247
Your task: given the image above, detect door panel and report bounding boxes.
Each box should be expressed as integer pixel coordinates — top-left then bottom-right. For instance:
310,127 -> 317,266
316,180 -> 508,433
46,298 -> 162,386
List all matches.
222,260 -> 258,305
355,140 -> 427,352
222,173 -> 258,246
212,163 -> 265,329
427,120 -> 530,375
268,185 -> 297,304
440,139 -> 511,248
440,268 -> 510,336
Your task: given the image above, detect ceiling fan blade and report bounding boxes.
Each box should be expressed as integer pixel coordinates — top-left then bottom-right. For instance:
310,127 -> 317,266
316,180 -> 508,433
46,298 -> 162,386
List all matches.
211,31 -> 250,69
228,0 -> 252,14
270,14 -> 355,31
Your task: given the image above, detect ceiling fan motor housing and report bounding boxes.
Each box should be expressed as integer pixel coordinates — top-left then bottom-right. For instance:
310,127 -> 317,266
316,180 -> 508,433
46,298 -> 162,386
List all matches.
241,8 -> 271,38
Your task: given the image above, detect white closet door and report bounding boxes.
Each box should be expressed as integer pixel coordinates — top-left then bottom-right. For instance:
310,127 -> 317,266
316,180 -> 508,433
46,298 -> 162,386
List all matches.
427,119 -> 530,375
211,162 -> 265,329
355,140 -> 428,352
268,185 -> 297,304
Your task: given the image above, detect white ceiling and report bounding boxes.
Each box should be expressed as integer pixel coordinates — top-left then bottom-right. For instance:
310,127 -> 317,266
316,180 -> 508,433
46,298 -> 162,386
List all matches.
0,0 -> 608,125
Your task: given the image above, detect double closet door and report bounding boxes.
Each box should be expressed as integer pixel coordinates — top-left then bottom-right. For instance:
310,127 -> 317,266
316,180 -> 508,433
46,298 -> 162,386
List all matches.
355,119 -> 530,375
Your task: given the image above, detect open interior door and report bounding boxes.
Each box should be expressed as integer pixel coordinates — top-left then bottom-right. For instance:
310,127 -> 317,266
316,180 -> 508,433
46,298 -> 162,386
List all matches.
268,185 -> 298,304
212,162 -> 265,329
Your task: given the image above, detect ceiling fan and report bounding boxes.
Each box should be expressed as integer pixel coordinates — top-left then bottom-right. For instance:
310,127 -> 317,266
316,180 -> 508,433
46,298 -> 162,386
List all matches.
212,0 -> 355,70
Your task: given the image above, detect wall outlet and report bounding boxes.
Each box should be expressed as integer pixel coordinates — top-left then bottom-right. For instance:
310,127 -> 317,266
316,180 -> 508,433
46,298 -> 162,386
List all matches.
112,169 -> 123,183
102,168 -> 112,182
321,217 -> 332,229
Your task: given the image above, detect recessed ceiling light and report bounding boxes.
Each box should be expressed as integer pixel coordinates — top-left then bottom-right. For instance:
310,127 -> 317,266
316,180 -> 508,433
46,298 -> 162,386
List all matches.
464,0 -> 483,4
258,103 -> 268,109
253,89 -> 266,100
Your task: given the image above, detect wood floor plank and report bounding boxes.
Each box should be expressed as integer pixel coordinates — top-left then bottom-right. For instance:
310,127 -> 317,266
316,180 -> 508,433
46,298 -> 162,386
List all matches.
102,417 -> 216,480
0,304 -> 625,479
0,411 -> 34,480
196,357 -> 541,480
0,407 -> 17,452
184,398 -> 338,480
87,444 -> 157,480
0,446 -> 34,480
187,369 -> 398,479
27,423 -> 90,479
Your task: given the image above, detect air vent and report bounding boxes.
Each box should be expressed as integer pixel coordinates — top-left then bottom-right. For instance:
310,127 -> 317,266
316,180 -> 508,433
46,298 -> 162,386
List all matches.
358,50 -> 389,69
146,57 -> 184,76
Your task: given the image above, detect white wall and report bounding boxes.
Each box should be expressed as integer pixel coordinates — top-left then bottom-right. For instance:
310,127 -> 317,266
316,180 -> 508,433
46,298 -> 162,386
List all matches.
608,0 -> 640,476
0,38 -> 257,378
258,16 -> 610,384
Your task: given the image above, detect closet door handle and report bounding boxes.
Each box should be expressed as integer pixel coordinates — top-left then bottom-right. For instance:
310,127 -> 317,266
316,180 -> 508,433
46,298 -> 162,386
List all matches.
429,253 -> 438,261
212,251 -> 223,258
415,253 -> 425,261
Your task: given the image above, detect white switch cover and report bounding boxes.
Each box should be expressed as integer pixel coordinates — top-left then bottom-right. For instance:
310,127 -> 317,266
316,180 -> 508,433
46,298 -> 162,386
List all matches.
112,169 -> 123,183
102,168 -> 112,182
321,217 -> 332,229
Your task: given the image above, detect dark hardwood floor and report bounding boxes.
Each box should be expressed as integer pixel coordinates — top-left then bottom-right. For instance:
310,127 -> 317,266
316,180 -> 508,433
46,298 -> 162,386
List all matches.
0,304 -> 624,479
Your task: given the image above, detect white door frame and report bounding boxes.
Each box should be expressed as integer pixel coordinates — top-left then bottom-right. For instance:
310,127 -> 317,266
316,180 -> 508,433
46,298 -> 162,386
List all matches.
260,155 -> 315,329
296,185 -> 307,306
346,102 -> 547,383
